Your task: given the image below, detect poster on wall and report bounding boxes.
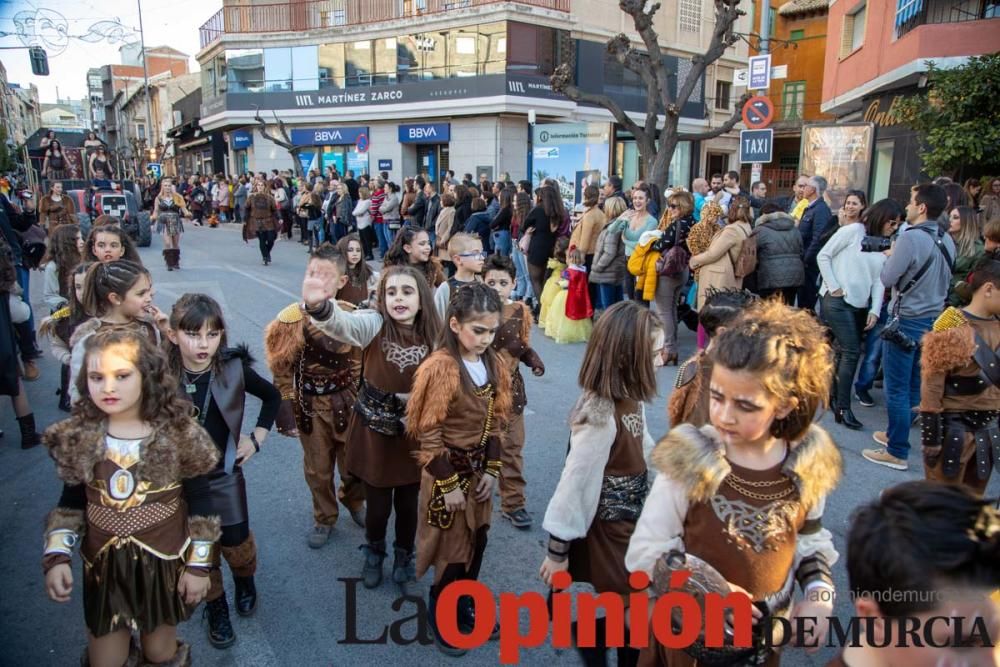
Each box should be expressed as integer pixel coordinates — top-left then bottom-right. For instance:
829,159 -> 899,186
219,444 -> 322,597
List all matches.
531,123 -> 611,208
346,150 -> 369,178
799,123 -> 875,211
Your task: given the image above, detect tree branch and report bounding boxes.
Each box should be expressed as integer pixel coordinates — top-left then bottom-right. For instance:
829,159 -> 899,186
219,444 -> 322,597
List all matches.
677,0 -> 743,110
619,0 -> 673,114
550,64 -> 646,141
252,105 -> 294,150
677,92 -> 750,142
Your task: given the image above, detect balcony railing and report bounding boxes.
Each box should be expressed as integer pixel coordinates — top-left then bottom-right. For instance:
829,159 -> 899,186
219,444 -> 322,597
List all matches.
895,0 -> 999,39
199,0 -> 570,49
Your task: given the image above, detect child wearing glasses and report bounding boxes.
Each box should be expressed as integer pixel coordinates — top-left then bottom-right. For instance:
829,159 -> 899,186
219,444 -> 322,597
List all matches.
434,233 -> 485,317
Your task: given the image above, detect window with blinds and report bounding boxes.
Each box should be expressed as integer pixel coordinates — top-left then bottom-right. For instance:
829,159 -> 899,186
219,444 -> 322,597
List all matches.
839,3 -> 867,57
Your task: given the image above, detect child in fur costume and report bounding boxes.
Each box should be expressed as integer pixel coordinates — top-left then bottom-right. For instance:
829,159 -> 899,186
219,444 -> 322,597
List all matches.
265,246 -> 368,550
42,328 -> 221,667
668,288 -> 757,428
405,282 -> 512,657
483,254 -> 545,529
166,294 -> 280,649
303,263 -> 442,595
918,254 -> 1000,497
540,300 -> 661,667
627,300 -> 842,667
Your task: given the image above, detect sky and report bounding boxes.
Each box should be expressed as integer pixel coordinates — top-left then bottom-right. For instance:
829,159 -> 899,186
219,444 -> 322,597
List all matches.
0,0 -> 208,102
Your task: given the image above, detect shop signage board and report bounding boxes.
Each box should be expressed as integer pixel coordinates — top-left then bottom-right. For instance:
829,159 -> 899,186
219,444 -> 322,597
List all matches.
397,123 -> 451,143
289,127 -> 368,146
378,159 -> 392,170
740,129 -> 773,164
147,163 -> 162,178
230,130 -> 253,149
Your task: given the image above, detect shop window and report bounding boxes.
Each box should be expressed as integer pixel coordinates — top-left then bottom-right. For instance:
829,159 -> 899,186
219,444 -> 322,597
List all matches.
291,46 -> 318,91
714,80 -> 731,110
781,80 -> 806,120
871,140 -> 894,200
319,44 -> 345,89
346,40 -> 373,86
373,38 -> 397,84
226,49 -> 264,93
790,29 -> 805,40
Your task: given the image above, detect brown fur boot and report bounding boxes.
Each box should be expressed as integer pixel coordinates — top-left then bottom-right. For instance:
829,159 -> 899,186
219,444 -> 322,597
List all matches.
162,249 -> 173,271
223,532 -> 258,616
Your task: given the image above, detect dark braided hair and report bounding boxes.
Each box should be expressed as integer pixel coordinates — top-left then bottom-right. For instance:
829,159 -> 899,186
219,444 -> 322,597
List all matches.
438,281 -> 503,389
80,259 -> 149,317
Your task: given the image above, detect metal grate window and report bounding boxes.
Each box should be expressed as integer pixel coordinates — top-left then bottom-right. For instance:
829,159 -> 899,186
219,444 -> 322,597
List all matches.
680,0 -> 702,33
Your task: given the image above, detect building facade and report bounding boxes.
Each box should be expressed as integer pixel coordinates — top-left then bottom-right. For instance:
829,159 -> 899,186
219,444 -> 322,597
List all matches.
741,0 -> 831,191
86,68 -> 105,130
116,71 -> 202,178
194,0 -> 751,196
822,0 -> 1000,201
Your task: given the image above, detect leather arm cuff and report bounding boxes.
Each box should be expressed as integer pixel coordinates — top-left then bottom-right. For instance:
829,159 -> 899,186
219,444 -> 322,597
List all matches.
486,435 -> 501,462
426,454 -> 456,481
547,535 -> 571,563
185,540 -> 216,570
42,552 -> 72,574
796,554 -> 834,592
275,399 -> 297,433
521,348 -> 545,375
485,460 -> 502,478
305,300 -> 332,322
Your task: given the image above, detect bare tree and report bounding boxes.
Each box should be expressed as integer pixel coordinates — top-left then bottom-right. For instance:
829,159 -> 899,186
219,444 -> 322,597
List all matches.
252,106 -> 306,178
551,0 -> 751,189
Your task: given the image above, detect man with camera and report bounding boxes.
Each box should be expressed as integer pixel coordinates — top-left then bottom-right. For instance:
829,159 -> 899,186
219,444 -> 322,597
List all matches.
863,184 -> 955,471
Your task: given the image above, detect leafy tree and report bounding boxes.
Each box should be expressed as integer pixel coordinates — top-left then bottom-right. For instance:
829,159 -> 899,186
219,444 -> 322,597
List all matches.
551,0 -> 751,191
895,53 -> 1000,177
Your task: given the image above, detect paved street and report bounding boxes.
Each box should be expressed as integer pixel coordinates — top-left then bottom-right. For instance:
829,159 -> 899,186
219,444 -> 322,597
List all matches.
2,225 -> 997,666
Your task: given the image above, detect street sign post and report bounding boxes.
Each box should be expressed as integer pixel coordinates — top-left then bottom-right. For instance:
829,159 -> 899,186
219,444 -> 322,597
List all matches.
742,96 -> 775,129
740,129 -> 773,164
734,65 -> 787,88
748,53 -> 772,91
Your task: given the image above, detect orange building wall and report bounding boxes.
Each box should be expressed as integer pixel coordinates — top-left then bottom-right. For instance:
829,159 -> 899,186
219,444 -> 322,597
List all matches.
747,2 -> 831,122
823,2 -> 1000,106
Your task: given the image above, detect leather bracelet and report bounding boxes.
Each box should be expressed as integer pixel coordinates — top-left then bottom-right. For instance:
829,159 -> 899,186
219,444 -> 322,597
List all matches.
186,540 -> 215,569
547,535 -> 571,562
249,432 -> 260,453
43,529 -> 79,557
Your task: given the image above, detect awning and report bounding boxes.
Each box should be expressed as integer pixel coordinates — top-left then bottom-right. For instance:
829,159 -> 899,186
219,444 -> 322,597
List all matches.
895,0 -> 924,26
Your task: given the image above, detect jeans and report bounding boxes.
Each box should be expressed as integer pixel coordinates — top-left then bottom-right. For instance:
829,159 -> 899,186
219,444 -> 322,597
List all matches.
511,245 -> 533,301
491,230 -> 511,257
654,271 -> 689,355
308,217 -> 324,249
375,223 -> 393,256
855,304 -> 889,392
15,265 -> 38,360
594,282 -> 624,310
257,229 -> 276,262
882,316 -> 933,459
797,265 -> 821,310
821,294 -> 866,410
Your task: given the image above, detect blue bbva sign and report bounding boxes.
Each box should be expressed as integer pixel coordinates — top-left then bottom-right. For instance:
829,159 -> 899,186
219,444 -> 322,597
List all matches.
291,126 -> 368,146
230,130 -> 253,149
398,123 -> 450,144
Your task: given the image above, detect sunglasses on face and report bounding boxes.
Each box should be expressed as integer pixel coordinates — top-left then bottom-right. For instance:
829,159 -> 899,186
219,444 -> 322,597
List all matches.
457,251 -> 486,259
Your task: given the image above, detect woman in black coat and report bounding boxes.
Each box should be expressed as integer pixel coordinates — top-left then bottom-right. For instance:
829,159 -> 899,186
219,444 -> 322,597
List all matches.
521,186 -> 563,315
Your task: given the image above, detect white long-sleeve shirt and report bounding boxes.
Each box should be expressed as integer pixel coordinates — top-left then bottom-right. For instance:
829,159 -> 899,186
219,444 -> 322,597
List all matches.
816,222 -> 886,316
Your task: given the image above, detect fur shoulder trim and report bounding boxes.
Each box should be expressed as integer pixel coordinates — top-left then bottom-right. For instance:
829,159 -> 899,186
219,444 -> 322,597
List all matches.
406,350 -> 461,436
277,303 -> 303,324
50,306 -> 71,320
222,343 -> 254,365
512,301 -> 534,341
492,356 -> 513,423
921,325 -> 976,373
69,317 -> 102,348
569,392 -> 615,429
43,416 -> 106,485
651,423 -> 842,510
674,353 -> 703,389
264,314 -> 304,376
933,306 -> 968,332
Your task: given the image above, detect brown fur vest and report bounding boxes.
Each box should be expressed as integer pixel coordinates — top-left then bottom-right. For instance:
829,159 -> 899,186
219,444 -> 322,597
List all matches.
650,423 -> 842,512
43,415 -> 220,488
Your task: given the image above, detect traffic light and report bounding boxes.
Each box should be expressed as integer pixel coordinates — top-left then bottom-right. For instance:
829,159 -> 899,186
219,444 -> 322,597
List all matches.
29,47 -> 49,76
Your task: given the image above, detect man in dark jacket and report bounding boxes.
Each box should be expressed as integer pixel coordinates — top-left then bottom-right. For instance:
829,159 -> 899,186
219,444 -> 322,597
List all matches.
797,175 -> 833,310
407,176 -> 428,229
343,170 -> 360,202
423,181 -> 441,237
0,193 -> 42,377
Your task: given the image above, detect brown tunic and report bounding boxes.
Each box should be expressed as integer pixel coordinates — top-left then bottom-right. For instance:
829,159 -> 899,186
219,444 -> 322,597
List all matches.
492,301 -> 532,414
336,278 -> 370,308
295,320 -> 359,434
345,326 -> 428,487
567,397 -> 646,596
408,350 -> 511,582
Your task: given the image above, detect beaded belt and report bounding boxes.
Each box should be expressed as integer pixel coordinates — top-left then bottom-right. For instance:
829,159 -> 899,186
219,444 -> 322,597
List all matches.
88,498 -> 181,537
596,472 -> 648,522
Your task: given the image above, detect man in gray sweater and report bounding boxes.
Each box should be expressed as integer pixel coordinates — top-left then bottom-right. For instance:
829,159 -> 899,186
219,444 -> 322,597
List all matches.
864,183 -> 954,471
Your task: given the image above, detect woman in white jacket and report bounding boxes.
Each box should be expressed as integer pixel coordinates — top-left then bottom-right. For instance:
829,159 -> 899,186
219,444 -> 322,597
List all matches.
353,186 -> 377,260
816,190 -> 885,430
379,181 -> 402,246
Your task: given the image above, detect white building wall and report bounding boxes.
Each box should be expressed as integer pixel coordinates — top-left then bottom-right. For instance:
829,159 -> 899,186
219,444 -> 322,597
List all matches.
449,116 -> 499,180
497,116 -> 529,182
367,123 -> 403,183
